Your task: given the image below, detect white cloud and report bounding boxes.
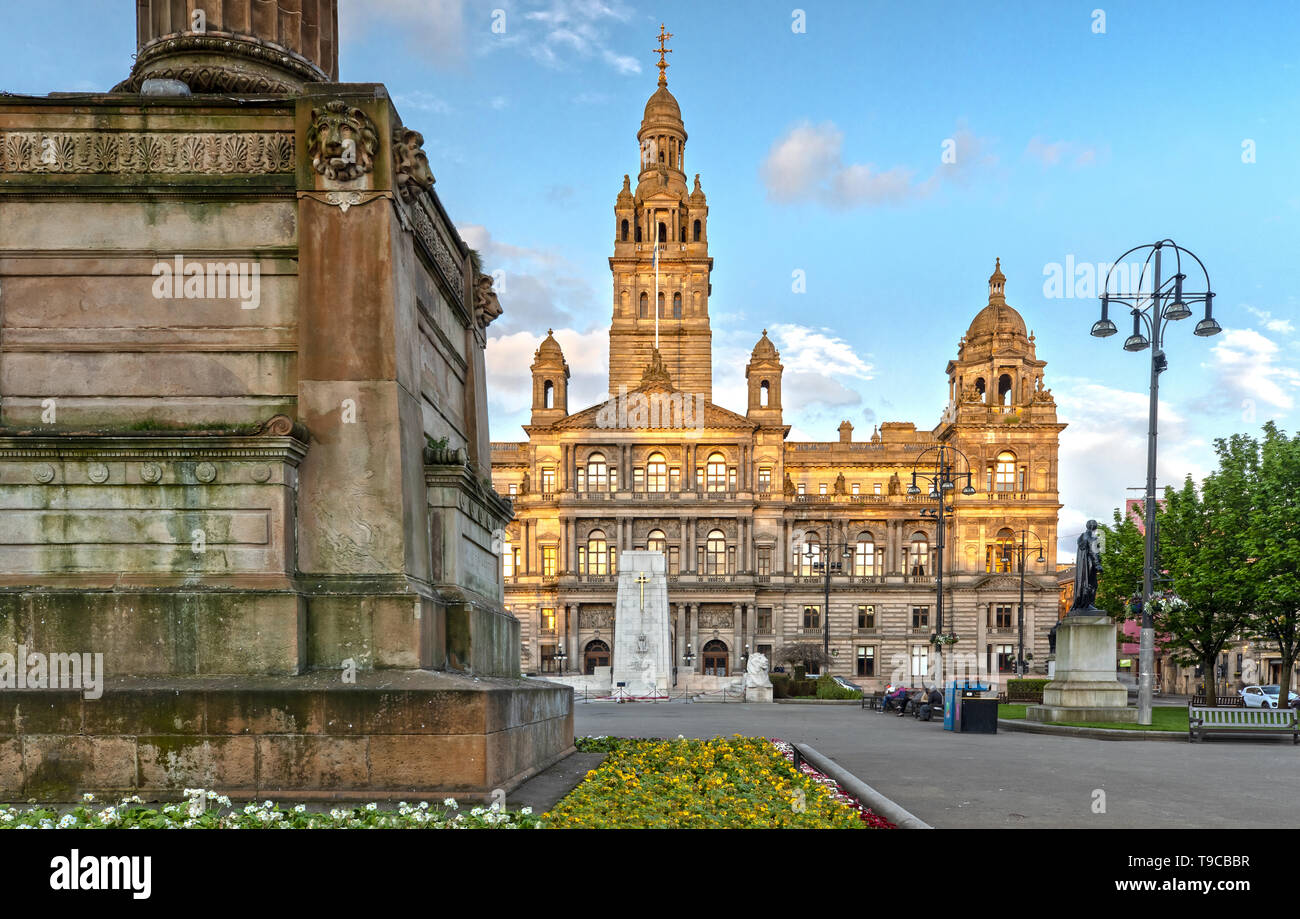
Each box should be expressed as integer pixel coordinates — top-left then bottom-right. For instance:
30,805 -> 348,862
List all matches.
1054,376 -> 1210,556
340,0 -> 466,64
457,224 -> 598,333
513,0 -> 640,75
486,327 -> 610,438
393,91 -> 452,115
1195,327 -> 1300,416
760,121 -> 993,209
1244,305 -> 1296,335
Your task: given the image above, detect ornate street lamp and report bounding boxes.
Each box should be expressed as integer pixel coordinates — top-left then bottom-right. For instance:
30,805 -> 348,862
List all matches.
1010,530 -> 1047,677
800,525 -> 854,665
1093,239 -> 1218,725
909,444 -> 976,684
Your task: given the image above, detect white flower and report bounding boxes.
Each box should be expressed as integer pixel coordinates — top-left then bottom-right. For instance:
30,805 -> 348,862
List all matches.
81,793 -> 95,803
365,803 -> 377,811
294,804 -> 306,814
443,797 -> 458,809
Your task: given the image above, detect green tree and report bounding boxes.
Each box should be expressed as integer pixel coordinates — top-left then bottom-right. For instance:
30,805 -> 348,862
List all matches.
1096,508 -> 1144,620
1245,423 -> 1300,706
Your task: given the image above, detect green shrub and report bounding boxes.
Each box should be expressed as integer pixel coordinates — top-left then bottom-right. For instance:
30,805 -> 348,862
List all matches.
816,674 -> 862,700
793,665 -> 807,681
789,679 -> 817,697
1006,678 -> 1049,703
770,674 -> 791,699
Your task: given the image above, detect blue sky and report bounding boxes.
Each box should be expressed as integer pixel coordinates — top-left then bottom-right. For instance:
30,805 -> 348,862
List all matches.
5,0 -> 1299,553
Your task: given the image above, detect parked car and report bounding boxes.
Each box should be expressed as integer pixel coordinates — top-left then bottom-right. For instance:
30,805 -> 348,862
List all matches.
1239,684 -> 1300,708
832,676 -> 863,693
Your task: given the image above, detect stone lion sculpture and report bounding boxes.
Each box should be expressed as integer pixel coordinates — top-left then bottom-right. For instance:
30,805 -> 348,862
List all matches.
744,651 -> 771,689
307,100 -> 379,182
474,274 -> 503,329
392,126 -> 435,202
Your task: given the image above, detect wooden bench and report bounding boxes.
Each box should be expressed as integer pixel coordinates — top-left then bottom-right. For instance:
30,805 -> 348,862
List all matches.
862,693 -> 882,711
1191,695 -> 1245,708
1188,704 -> 1299,743
913,697 -> 944,721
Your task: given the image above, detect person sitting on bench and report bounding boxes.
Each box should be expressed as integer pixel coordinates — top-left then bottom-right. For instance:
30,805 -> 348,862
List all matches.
898,687 -> 926,717
882,685 -> 909,713
918,686 -> 944,720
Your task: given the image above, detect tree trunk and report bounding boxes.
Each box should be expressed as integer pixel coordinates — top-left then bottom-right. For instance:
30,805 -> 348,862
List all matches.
1280,659 -> 1295,713
1203,655 -> 1218,704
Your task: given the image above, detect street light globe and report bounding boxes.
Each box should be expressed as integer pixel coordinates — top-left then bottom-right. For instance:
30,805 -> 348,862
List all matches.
1123,333 -> 1151,352
1164,301 -> 1191,321
1194,317 -> 1222,337
1090,318 -> 1118,338
962,484 -> 976,496
907,484 -> 921,496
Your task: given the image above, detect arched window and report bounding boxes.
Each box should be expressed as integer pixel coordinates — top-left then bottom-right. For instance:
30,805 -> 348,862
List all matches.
760,380 -> 770,408
995,451 -> 1017,492
908,531 -> 929,576
658,222 -> 667,243
998,374 -> 1013,406
620,219 -> 629,241
706,529 -> 726,574
854,532 -> 876,577
639,292 -> 648,318
974,377 -> 986,401
679,225 -> 686,242
647,529 -> 667,554
586,453 -> 607,492
672,292 -> 682,318
706,452 -> 727,493
988,526 -> 1016,573
586,529 -> 608,575
543,380 -> 554,409
657,291 -> 665,318
635,224 -> 642,242
693,219 -> 701,242
646,452 -> 667,492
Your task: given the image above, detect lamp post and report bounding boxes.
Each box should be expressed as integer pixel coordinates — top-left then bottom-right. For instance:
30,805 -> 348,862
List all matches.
553,640 -> 568,675
799,524 -> 854,668
1093,239 -> 1218,725
1010,530 -> 1047,677
909,444 -> 976,685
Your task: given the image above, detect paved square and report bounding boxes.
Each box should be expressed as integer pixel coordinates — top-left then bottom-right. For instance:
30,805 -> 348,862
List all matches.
575,702 -> 1300,828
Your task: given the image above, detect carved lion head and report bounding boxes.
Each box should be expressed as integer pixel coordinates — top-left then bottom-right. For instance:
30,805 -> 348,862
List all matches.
306,100 -> 378,182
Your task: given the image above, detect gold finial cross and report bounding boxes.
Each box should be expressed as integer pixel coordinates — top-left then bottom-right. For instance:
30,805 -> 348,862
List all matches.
635,572 -> 650,608
653,24 -> 673,85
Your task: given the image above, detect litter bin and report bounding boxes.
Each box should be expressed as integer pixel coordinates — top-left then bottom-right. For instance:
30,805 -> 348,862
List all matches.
956,681 -> 998,734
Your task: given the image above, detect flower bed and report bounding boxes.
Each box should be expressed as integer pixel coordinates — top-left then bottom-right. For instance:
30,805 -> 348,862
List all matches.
0,792 -> 540,829
548,735 -> 895,828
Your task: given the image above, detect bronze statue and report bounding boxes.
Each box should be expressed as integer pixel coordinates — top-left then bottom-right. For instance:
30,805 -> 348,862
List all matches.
888,472 -> 902,496
1069,519 -> 1102,613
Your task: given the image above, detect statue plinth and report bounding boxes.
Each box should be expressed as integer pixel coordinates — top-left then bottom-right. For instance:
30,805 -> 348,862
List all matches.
1027,613 -> 1136,723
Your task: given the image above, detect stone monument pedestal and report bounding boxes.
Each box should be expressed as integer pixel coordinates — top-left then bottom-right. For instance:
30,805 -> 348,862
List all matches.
1027,614 -> 1136,723
744,685 -> 773,703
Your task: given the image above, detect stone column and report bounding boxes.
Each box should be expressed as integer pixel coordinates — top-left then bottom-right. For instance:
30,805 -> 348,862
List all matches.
783,520 -> 792,573
689,603 -> 700,673
733,602 -> 743,672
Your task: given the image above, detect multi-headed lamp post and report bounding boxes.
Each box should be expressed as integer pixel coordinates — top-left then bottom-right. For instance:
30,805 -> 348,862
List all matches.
1092,239 -> 1219,725
909,444 -> 976,685
1010,530 -> 1047,677
800,526 -> 854,663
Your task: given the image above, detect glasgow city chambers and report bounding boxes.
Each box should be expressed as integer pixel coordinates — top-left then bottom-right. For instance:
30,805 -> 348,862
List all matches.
490,63 -> 1065,691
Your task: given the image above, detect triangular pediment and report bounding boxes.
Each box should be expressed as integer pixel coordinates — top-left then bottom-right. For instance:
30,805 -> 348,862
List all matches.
552,393 -> 756,432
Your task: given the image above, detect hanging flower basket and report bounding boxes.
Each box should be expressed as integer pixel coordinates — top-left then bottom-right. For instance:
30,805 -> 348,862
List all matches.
930,633 -> 960,647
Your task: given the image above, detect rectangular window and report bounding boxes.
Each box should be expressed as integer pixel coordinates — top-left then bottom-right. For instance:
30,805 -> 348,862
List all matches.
669,467 -> 681,492
540,607 -> 556,632
633,467 -> 645,491
542,546 -> 557,577
540,644 -> 559,673
577,546 -> 587,574
803,605 -> 821,629
609,549 -> 617,575
912,606 -> 929,629
668,546 -> 680,575
757,607 -> 773,632
758,467 -> 772,492
857,646 -> 876,677
508,483 -> 517,496
576,468 -> 586,492
503,548 -> 518,578
874,482 -> 882,496
851,482 -> 860,496
857,605 -> 875,629
728,468 -> 737,491
996,644 -> 1016,673
911,645 -> 929,679
697,545 -> 705,573
541,468 -> 555,492
757,547 -> 771,577
819,482 -> 828,495
727,545 -> 736,574
993,604 -> 1014,629
797,482 -> 806,495
610,467 -> 618,492
1019,467 -> 1027,492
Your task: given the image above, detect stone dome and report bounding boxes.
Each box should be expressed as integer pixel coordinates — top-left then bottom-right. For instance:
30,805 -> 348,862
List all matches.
642,85 -> 683,127
535,329 -> 564,362
965,259 -> 1027,342
751,330 -> 779,360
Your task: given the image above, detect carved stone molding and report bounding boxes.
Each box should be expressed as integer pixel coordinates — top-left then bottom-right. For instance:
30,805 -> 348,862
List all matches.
392,126 -> 435,203
0,131 -> 295,175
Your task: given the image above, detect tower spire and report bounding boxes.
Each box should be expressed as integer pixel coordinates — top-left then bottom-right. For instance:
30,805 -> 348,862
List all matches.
654,23 -> 673,86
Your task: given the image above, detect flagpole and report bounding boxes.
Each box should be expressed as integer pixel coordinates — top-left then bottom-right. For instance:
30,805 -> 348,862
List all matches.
654,230 -> 660,350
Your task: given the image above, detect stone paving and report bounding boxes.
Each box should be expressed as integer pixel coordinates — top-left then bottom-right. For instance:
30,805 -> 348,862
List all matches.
574,700 -> 1300,828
